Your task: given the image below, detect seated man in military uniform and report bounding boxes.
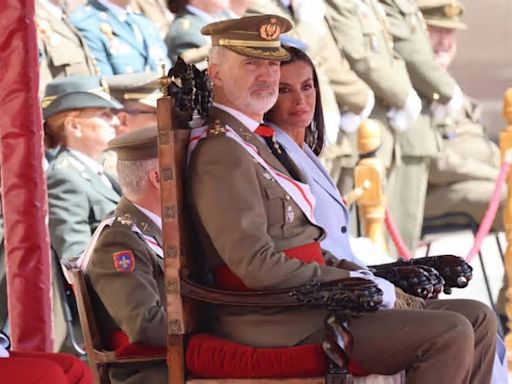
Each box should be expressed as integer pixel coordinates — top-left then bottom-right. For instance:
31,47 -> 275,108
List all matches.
82,126 -> 167,384
186,14 -> 496,383
419,0 -> 505,228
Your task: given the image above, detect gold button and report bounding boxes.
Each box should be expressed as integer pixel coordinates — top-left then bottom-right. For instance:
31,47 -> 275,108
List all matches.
284,194 -> 290,200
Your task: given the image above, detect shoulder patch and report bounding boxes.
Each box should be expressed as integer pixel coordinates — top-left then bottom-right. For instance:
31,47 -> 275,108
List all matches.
113,250 -> 135,272
113,214 -> 134,227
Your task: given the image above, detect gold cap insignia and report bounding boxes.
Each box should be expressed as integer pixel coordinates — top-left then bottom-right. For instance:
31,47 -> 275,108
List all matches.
444,3 -> 462,19
259,18 -> 280,41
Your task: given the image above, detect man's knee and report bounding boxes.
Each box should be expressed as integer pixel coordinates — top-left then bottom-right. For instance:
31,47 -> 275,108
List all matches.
436,311 -> 475,353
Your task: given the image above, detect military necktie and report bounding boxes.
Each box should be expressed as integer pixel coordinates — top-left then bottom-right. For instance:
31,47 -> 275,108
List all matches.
255,124 -> 301,181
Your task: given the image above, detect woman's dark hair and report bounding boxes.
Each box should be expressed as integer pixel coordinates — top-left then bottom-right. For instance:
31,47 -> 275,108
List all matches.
273,45 -> 326,155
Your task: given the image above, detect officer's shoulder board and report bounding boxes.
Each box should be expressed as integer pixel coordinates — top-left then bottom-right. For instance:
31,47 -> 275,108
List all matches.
69,5 -> 98,25
207,118 -> 227,137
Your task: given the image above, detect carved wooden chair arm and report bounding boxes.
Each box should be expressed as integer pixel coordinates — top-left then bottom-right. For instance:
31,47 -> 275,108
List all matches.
371,265 -> 442,299
180,270 -> 383,316
373,255 -> 472,294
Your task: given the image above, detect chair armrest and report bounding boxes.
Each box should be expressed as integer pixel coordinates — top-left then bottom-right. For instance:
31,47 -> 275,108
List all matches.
180,270 -> 383,316
372,255 -> 472,294
372,265 -> 444,299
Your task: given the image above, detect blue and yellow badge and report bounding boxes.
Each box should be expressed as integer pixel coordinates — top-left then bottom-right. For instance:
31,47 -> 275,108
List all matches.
113,250 -> 135,272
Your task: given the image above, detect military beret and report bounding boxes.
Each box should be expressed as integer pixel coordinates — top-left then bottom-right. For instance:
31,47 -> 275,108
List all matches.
418,0 -> 467,30
42,75 -> 122,120
201,14 -> 292,61
105,73 -> 162,108
107,126 -> 158,161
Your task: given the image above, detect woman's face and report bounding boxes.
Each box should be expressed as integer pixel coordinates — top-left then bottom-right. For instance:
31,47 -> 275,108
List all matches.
269,60 -> 316,133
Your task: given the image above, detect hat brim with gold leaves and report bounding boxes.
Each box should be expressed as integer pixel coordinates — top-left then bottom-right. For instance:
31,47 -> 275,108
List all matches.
42,76 -> 123,120
201,15 -> 293,61
419,0 -> 467,30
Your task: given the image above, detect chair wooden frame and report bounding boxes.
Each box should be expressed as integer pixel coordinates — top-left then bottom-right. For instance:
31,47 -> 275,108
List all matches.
71,268 -> 165,384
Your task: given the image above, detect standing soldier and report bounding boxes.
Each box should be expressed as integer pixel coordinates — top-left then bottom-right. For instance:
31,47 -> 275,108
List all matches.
324,0 -> 424,252
245,0 -> 374,181
365,0 -> 465,252
69,0 -> 171,76
37,0 -> 98,94
418,0 -> 504,227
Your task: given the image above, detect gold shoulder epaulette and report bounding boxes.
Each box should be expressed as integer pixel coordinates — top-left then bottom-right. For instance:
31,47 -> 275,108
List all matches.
207,119 -> 226,137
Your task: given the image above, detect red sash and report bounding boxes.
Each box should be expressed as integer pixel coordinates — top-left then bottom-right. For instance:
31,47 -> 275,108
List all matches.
213,242 -> 324,291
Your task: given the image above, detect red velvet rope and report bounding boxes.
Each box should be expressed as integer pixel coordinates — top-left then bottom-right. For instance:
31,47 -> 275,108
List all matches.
384,154 -> 511,264
465,153 -> 511,263
384,207 -> 413,261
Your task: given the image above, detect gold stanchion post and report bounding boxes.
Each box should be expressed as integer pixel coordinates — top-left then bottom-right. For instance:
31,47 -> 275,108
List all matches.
500,88 -> 512,368
353,120 -> 388,253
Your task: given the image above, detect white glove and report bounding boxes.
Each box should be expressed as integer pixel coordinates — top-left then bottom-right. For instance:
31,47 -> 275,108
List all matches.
339,90 -> 375,133
291,0 -> 326,23
349,269 -> 397,309
431,84 -> 464,124
387,89 -> 422,132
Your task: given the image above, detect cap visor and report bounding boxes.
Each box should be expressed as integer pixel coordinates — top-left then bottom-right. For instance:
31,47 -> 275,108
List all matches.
226,46 -> 291,61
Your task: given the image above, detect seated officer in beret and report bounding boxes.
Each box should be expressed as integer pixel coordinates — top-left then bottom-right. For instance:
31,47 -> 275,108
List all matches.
187,15 -> 496,383
81,127 -> 167,384
69,0 -> 171,76
44,75 -> 122,262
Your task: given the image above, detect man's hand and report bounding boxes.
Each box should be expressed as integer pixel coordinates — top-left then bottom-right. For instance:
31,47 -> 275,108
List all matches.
387,89 -> 422,132
394,287 -> 425,310
349,269 -> 396,309
431,84 -> 464,124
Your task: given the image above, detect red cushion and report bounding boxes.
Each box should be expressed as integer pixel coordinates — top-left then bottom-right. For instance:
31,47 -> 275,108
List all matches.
186,333 -> 328,378
0,356 -> 68,383
106,330 -> 166,359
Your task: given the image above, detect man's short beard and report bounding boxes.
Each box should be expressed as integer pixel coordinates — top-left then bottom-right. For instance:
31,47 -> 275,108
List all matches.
223,76 -> 278,116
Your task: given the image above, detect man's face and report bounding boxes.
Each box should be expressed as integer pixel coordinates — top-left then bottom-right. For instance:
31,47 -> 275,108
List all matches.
428,25 -> 457,69
116,101 -> 157,135
72,107 -> 119,152
209,49 -> 280,120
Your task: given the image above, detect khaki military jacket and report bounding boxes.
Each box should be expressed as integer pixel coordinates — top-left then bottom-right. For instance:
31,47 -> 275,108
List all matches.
87,197 -> 167,383
188,107 -> 354,347
37,0 -> 97,93
378,0 -> 456,103
87,197 -> 166,346
247,0 -> 371,114
429,97 -> 501,185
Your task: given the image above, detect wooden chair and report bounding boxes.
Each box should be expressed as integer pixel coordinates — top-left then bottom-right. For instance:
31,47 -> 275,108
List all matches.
155,61 -> 406,384
70,268 -> 166,384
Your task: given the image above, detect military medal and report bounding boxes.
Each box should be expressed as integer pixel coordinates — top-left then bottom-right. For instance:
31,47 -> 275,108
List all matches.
285,205 -> 294,223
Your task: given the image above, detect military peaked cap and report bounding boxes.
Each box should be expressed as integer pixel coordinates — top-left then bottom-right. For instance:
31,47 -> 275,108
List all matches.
418,0 -> 467,30
105,73 -> 162,108
201,14 -> 292,61
107,126 -> 158,160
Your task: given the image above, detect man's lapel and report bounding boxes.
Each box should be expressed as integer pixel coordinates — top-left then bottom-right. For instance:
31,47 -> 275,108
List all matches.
209,107 -> 303,180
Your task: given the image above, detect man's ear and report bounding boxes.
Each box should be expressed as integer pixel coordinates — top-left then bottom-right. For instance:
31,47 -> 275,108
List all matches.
63,113 -> 81,138
116,111 -> 130,134
208,63 -> 223,87
148,169 -> 160,189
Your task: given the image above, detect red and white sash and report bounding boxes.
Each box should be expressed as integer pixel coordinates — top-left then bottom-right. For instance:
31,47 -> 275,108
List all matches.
188,126 -> 317,224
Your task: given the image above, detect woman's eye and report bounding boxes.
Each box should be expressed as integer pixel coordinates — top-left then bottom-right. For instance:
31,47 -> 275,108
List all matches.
278,87 -> 290,94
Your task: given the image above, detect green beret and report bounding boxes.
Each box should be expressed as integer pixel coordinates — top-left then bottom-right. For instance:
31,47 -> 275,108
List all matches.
107,126 -> 158,161
105,73 -> 162,108
418,0 -> 467,30
42,76 -> 122,120
201,14 -> 292,61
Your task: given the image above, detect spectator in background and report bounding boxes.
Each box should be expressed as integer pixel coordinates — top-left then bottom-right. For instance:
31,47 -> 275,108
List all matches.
132,0 -> 174,38
44,76 -> 122,262
70,0 -> 171,76
165,0 -> 232,67
102,72 -> 161,175
37,0 -> 99,95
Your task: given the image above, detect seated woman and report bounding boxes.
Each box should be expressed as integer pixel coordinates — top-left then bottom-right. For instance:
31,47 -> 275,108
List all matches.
265,45 -> 506,384
43,76 -> 123,262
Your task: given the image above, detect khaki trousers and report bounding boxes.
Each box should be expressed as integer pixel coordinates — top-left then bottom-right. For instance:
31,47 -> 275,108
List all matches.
350,299 -> 496,383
